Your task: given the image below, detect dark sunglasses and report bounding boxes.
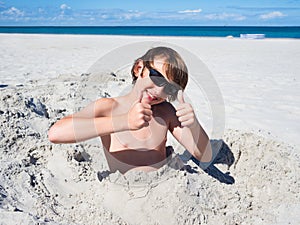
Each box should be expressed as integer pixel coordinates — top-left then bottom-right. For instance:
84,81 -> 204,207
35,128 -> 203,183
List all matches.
148,68 -> 180,98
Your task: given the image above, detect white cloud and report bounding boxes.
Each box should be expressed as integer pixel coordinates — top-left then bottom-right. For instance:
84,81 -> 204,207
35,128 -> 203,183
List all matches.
122,10 -> 142,20
259,11 -> 285,20
236,16 -> 246,21
1,7 -> 24,16
60,3 -> 71,16
205,13 -> 246,21
123,13 -> 140,20
60,4 -> 71,10
178,9 -> 202,14
88,9 -> 143,21
38,8 -> 45,14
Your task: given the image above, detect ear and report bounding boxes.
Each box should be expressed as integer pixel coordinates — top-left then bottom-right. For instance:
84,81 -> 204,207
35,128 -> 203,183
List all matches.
133,59 -> 144,78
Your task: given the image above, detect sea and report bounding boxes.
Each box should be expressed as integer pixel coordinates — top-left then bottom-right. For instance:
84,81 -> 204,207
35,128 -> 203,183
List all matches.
0,26 -> 299,38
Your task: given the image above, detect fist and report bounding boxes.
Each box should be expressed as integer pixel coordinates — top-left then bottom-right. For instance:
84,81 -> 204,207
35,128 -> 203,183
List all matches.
127,92 -> 152,130
176,90 -> 195,127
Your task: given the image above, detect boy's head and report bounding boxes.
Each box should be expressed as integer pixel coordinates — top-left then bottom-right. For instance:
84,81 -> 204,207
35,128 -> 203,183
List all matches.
131,47 -> 188,93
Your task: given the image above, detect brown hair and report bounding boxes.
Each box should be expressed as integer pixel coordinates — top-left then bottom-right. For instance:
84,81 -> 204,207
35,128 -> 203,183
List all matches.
131,46 -> 188,91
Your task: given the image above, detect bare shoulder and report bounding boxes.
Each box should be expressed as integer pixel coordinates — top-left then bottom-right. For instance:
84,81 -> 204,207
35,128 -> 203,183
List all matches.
64,97 -> 118,119
95,97 -> 116,106
94,97 -> 117,117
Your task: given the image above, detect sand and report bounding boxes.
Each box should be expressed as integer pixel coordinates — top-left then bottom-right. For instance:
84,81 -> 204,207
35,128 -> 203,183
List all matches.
0,34 -> 299,224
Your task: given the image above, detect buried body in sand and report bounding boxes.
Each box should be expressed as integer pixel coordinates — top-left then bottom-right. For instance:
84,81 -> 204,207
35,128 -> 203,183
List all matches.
48,46 -> 213,174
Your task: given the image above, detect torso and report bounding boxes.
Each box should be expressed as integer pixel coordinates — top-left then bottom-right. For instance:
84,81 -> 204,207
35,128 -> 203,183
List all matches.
100,98 -> 176,173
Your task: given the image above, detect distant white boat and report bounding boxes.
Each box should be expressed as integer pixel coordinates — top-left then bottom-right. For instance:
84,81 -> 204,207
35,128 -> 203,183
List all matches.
240,34 -> 265,39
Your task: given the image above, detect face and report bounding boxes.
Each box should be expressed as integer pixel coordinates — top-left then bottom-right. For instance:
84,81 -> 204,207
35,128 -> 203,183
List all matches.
139,59 -> 179,105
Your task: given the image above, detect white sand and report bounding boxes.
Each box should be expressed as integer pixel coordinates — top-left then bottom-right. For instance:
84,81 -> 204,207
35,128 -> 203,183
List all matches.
0,34 -> 299,224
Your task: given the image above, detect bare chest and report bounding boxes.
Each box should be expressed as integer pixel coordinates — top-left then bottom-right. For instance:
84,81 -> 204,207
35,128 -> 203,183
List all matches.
110,115 -> 168,151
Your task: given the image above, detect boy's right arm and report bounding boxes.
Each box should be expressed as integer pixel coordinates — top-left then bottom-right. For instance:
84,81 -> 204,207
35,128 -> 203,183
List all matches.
48,98 -> 126,143
48,97 -> 152,144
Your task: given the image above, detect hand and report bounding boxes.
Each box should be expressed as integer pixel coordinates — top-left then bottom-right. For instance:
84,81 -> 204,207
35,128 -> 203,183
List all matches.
127,91 -> 152,130
176,90 -> 196,127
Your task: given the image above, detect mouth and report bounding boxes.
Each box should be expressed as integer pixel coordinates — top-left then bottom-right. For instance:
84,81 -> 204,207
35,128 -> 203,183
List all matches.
146,91 -> 158,102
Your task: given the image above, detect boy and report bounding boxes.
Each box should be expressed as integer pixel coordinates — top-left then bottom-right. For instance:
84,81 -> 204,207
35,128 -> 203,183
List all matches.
48,46 -> 212,174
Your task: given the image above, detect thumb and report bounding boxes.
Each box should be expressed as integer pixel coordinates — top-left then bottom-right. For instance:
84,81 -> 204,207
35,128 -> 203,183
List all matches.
177,90 -> 185,104
138,90 -> 150,104
138,90 -> 144,103
141,94 -> 151,104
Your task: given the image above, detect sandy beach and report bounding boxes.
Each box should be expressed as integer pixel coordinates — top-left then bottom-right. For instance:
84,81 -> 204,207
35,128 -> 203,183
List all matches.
0,34 -> 299,224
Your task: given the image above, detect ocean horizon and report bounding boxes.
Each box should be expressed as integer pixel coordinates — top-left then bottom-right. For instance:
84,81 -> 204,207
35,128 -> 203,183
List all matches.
0,26 -> 299,38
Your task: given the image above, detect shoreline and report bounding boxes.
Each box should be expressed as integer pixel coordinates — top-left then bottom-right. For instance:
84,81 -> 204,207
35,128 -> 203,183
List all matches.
1,32 -> 300,40
0,25 -> 299,39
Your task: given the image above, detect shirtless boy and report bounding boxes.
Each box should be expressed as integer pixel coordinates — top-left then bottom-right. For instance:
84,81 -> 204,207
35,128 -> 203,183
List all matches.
48,46 -> 212,174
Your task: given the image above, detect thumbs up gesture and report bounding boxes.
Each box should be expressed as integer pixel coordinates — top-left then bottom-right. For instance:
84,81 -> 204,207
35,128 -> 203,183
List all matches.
176,90 -> 196,127
127,91 -> 152,130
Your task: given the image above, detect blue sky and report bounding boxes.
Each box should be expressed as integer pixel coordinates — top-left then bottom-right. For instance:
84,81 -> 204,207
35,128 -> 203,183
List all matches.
0,0 -> 299,26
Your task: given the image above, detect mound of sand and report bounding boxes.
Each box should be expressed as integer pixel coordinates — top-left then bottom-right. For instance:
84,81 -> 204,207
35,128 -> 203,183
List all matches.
0,74 -> 299,225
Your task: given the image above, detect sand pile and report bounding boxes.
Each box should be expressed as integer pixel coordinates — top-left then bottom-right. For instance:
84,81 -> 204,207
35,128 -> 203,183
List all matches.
0,74 -> 299,225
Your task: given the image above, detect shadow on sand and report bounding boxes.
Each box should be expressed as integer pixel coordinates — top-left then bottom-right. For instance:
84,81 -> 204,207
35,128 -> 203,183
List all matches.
181,139 -> 235,185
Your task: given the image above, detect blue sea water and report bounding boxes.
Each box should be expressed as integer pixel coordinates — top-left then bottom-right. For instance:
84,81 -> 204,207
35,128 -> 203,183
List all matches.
0,26 -> 299,38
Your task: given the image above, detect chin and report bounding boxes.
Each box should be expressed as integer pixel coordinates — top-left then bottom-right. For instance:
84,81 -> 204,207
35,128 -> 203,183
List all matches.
150,100 -> 165,105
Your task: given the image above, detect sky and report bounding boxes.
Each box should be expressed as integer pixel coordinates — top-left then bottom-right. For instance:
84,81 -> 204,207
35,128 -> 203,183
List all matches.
0,0 -> 299,26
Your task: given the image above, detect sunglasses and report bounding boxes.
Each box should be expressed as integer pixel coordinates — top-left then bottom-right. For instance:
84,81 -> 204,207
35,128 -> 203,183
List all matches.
148,68 -> 180,99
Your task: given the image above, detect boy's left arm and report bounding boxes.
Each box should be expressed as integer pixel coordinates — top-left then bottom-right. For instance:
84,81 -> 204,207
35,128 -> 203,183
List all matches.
171,91 -> 212,162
